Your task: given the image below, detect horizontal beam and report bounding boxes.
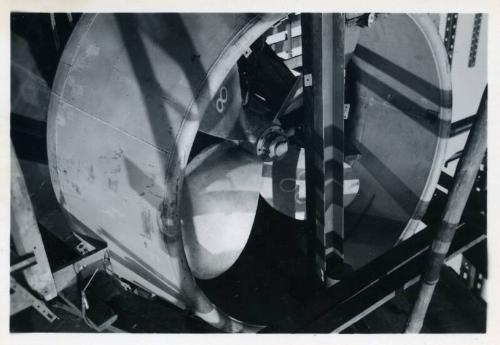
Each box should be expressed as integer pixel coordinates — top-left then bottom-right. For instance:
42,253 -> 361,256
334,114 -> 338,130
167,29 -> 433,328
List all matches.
450,114 -> 477,137
261,222 -> 485,333
10,253 -> 37,274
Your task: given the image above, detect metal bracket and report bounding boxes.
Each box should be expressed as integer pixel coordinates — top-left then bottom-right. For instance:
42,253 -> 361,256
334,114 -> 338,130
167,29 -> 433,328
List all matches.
10,277 -> 58,323
73,232 -> 96,255
301,13 -> 346,283
243,47 -> 253,58
343,104 -> 351,120
303,73 -> 313,87
444,13 -> 459,64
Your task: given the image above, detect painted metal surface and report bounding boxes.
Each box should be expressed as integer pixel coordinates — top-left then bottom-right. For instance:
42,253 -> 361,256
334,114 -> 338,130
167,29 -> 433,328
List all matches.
442,13 -> 487,178
344,14 -> 451,267
259,14 -> 451,272
301,13 -> 346,280
260,147 -> 359,220
46,12 -> 452,329
47,13 -> 285,331
181,142 -> 262,279
197,66 -> 248,141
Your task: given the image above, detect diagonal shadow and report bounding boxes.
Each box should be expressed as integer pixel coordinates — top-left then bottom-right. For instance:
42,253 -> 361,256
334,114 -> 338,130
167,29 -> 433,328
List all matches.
114,14 -> 241,323
352,139 -> 419,217
354,44 -> 452,108
349,63 -> 450,136
123,156 -> 165,209
115,12 -> 206,235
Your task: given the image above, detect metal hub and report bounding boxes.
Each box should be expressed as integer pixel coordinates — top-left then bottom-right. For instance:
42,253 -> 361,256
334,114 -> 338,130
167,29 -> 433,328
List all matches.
255,125 -> 289,161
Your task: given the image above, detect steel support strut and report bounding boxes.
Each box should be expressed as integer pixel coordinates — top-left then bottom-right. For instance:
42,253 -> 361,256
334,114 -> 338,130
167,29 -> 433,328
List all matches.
302,13 -> 346,283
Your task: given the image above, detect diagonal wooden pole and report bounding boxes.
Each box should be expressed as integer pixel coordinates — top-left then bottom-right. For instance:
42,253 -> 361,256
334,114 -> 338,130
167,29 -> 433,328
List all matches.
405,86 -> 487,333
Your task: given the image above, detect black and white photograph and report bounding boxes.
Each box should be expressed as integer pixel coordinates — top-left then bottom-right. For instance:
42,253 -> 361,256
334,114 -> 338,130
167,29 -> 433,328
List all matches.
5,2 -> 495,341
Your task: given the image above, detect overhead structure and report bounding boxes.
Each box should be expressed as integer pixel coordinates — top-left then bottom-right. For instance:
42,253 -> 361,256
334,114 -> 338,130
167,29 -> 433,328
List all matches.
47,13 -> 451,331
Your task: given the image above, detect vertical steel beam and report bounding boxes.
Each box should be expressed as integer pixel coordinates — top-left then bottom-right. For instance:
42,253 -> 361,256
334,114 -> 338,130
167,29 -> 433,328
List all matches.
302,13 -> 345,283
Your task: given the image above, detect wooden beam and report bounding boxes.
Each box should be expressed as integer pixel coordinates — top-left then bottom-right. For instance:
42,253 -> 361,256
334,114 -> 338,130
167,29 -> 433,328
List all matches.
405,86 -> 488,333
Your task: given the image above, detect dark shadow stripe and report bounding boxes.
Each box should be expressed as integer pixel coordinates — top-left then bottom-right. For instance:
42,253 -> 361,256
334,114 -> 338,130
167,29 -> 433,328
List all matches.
308,169 -> 343,208
324,124 -> 344,153
325,179 -> 343,207
123,157 -> 165,209
325,230 -> 343,252
353,139 -> 418,216
312,125 -> 344,154
315,237 -> 343,262
314,200 -> 325,223
325,158 -> 344,183
309,165 -> 325,185
450,114 -> 477,137
11,113 -> 47,137
314,236 -> 325,254
413,200 -> 430,220
11,113 -> 48,164
11,130 -> 48,164
354,44 -> 452,108
325,250 -> 343,262
262,163 -> 273,178
352,64 -> 450,136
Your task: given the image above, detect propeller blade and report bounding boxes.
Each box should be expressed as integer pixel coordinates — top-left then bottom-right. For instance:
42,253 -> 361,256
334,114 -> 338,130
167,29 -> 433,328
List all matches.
198,66 -> 250,141
198,63 -> 284,143
181,142 -> 263,279
260,146 -> 360,220
199,40 -> 299,142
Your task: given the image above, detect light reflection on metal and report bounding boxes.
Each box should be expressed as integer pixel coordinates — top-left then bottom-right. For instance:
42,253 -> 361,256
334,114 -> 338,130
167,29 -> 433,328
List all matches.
181,142 -> 262,279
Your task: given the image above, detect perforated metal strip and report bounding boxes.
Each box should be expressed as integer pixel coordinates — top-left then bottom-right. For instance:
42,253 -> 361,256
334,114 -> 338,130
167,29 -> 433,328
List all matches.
444,13 -> 458,64
10,277 -> 58,322
468,14 -> 482,68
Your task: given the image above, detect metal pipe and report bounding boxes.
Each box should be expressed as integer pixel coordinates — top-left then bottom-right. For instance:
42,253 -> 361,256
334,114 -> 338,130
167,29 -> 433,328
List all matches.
405,86 -> 487,333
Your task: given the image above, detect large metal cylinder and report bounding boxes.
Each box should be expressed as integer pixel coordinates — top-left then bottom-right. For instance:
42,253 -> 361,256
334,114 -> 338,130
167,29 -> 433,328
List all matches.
47,13 -> 451,330
47,13 -> 285,332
